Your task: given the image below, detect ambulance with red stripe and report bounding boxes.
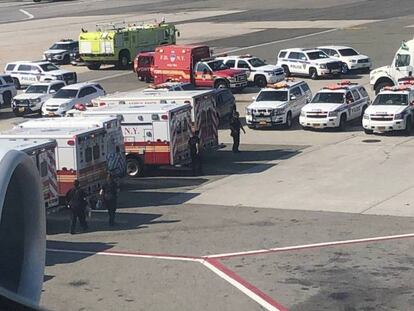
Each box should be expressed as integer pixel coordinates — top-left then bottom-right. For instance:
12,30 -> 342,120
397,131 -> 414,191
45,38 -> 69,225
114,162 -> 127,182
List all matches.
0,126 -> 108,200
91,90 -> 219,151
69,103 -> 193,177
0,138 -> 59,209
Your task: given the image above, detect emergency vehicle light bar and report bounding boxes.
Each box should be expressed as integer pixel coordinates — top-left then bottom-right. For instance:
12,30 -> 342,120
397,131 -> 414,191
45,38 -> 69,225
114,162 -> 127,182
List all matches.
382,86 -> 411,91
267,82 -> 290,89
323,81 -> 358,90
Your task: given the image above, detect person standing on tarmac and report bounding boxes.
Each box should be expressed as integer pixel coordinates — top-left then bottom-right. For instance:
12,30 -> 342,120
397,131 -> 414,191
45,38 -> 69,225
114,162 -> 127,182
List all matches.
100,174 -> 119,226
188,130 -> 202,176
66,180 -> 88,234
229,111 -> 245,153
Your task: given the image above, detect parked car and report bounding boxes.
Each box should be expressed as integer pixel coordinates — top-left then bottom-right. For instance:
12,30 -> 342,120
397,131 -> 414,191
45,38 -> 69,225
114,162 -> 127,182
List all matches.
318,45 -> 371,74
43,39 -> 79,64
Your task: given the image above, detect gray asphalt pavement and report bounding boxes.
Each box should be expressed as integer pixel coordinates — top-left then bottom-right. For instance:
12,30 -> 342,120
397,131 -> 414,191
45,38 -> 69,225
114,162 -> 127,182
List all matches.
2,0 -> 414,310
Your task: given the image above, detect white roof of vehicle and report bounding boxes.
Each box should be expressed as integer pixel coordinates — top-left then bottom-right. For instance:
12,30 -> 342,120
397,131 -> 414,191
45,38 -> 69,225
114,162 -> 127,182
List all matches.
0,126 -> 104,139
18,116 -> 117,129
216,55 -> 260,60
263,80 -> 306,91
0,138 -> 56,153
317,82 -> 363,93
280,48 -> 322,53
7,60 -> 53,65
318,45 -> 354,50
61,82 -> 99,90
28,81 -> 65,87
77,103 -> 191,115
97,89 -> 213,101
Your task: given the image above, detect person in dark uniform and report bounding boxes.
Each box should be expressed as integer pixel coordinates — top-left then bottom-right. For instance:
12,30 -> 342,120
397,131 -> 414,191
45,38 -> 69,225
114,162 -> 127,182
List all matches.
100,174 -> 119,226
66,180 -> 88,234
229,111 -> 245,153
188,130 -> 202,176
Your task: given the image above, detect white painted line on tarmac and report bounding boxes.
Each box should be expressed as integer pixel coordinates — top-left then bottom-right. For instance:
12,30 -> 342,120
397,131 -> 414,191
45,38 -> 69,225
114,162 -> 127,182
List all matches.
88,71 -> 134,83
202,258 -> 288,311
208,232 -> 414,259
223,28 -> 338,53
19,9 -> 34,20
47,248 -> 203,262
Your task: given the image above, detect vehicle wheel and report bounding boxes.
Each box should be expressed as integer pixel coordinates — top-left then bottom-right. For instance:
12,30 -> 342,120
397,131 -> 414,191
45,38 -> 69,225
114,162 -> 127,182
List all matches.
285,112 -> 293,129
337,114 -> 347,131
375,81 -> 393,95
341,63 -> 349,74
63,55 -> 70,65
12,78 -> 21,90
301,125 -> 310,131
214,80 -> 228,89
364,128 -> 373,135
87,63 -> 101,70
126,157 -> 144,177
2,91 -> 12,107
247,125 -> 255,129
118,51 -> 131,70
404,118 -> 412,136
254,75 -> 267,88
309,68 -> 318,80
282,65 -> 290,77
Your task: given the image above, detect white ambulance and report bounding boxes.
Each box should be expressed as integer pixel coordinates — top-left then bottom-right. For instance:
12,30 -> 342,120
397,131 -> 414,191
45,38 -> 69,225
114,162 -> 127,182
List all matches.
18,116 -> 126,178
0,126 -> 108,199
0,138 -> 59,209
69,103 -> 193,177
91,90 -> 219,151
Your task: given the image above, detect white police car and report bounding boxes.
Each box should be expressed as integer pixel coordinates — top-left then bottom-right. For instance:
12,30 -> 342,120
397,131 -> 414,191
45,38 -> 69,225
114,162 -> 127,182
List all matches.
216,55 -> 285,87
277,48 -> 342,79
42,82 -> 105,117
246,79 -> 312,129
43,39 -> 79,65
318,45 -> 371,74
4,61 -> 77,89
0,74 -> 17,107
300,81 -> 370,130
12,81 -> 65,116
363,82 -> 414,134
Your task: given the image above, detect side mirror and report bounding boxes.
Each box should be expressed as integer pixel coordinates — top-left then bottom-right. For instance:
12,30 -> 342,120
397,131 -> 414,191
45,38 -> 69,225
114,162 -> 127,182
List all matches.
396,67 -> 400,71
49,89 -> 56,94
252,96 -> 256,100
290,95 -> 296,101
334,54 -> 339,57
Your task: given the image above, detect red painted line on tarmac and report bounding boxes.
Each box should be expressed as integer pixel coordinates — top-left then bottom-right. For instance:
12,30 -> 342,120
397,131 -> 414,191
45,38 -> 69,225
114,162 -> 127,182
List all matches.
203,258 -> 289,311
207,232 -> 414,259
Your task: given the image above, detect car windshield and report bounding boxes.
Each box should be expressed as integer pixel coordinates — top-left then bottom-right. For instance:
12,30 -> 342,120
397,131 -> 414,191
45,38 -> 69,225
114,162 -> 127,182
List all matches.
338,48 -> 359,56
39,63 -> 59,72
248,58 -> 266,67
373,94 -> 408,106
307,51 -> 329,60
256,91 -> 288,102
25,85 -> 48,94
53,89 -> 78,99
50,43 -> 71,50
311,92 -> 344,104
207,60 -> 229,71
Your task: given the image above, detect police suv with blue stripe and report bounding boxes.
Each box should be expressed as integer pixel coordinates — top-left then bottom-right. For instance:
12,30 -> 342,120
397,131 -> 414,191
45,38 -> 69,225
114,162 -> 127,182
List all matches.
277,48 -> 342,80
300,81 -> 370,130
4,61 -> 77,89
0,74 -> 17,107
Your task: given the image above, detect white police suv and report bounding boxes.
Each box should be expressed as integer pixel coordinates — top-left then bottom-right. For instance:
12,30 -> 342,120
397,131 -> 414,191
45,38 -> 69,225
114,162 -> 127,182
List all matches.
43,39 -> 79,65
42,82 -> 105,116
12,81 -> 65,116
277,48 -> 342,79
216,55 -> 285,87
0,74 -> 17,107
300,81 -> 370,130
363,82 -> 414,134
246,79 -> 312,129
318,45 -> 371,74
4,61 -> 77,89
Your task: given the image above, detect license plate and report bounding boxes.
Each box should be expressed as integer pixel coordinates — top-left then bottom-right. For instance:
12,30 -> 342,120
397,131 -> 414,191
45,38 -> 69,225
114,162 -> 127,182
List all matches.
18,107 -> 25,112
259,121 -> 267,125
313,123 -> 320,127
48,112 -> 55,116
378,126 -> 385,131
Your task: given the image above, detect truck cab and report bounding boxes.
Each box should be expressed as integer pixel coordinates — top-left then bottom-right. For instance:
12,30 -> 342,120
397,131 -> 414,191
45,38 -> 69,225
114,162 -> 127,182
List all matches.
134,52 -> 154,82
370,40 -> 414,94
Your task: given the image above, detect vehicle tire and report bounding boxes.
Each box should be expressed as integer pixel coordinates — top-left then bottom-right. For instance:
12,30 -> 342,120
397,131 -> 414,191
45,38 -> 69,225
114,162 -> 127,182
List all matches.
301,125 -> 310,131
118,50 -> 131,70
282,65 -> 290,77
285,111 -> 293,129
2,91 -> 12,107
247,125 -> 255,129
309,68 -> 318,80
254,75 -> 267,88
364,128 -> 373,135
375,81 -> 393,95
126,157 -> 144,177
87,63 -> 101,70
337,114 -> 347,131
214,80 -> 228,89
12,78 -> 21,90
63,55 -> 70,65
341,63 -> 349,74
404,118 -> 412,136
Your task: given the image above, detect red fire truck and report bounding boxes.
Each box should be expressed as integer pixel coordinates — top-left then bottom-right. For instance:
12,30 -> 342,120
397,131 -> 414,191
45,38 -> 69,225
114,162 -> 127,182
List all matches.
150,45 -> 248,90
133,51 -> 155,82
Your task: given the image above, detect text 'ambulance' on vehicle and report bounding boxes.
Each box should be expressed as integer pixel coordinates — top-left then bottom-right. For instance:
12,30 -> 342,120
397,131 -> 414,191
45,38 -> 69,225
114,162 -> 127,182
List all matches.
300,81 -> 370,130
363,81 -> 414,134
0,138 -> 59,209
68,103 -> 193,177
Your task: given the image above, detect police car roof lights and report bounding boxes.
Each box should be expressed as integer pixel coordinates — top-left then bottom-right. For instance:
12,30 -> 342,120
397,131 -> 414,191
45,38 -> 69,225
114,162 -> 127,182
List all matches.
382,85 -> 412,92
323,81 -> 358,90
